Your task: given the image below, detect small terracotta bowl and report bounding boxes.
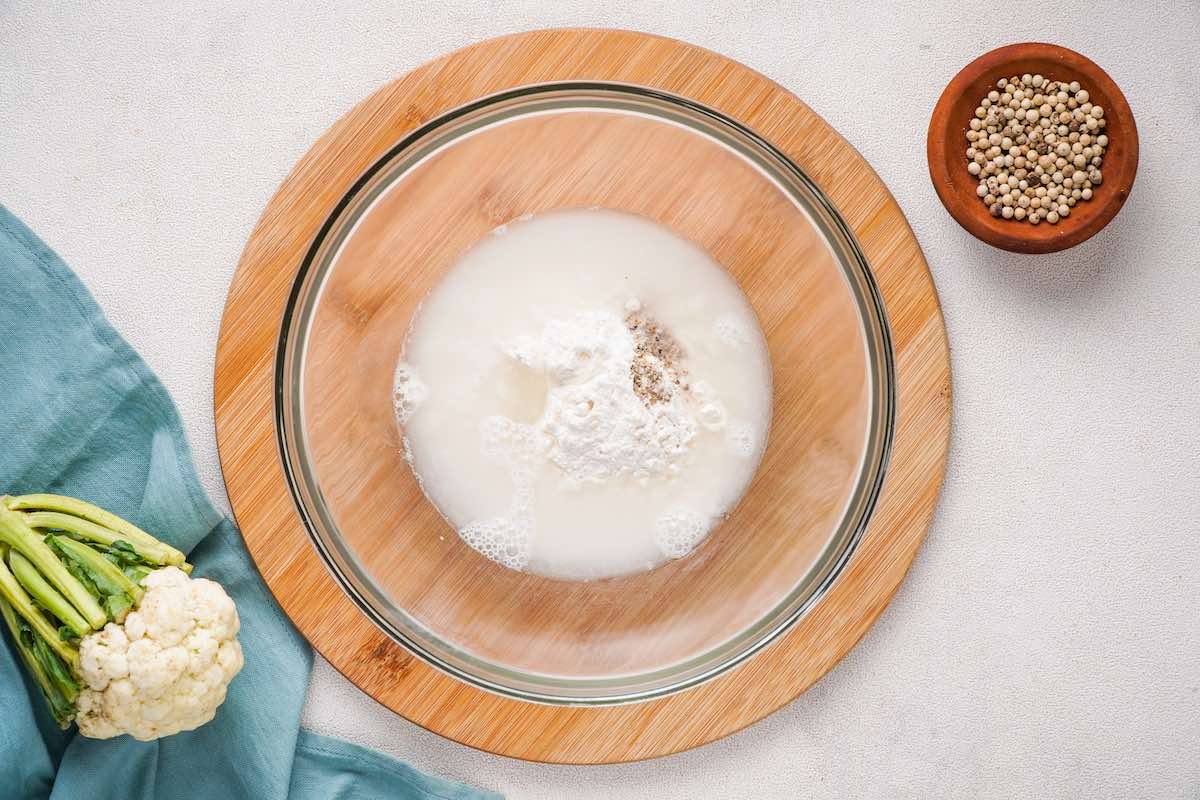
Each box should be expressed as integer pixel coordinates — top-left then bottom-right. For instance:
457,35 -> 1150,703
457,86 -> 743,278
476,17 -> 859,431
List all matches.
928,42 -> 1138,253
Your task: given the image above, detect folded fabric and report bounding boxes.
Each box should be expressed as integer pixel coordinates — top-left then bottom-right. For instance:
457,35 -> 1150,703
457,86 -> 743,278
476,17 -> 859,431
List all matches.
0,204 -> 500,800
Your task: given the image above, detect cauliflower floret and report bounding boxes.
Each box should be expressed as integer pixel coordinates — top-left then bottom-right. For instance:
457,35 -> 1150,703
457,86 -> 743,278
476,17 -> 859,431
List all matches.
75,566 -> 244,741
78,623 -> 130,691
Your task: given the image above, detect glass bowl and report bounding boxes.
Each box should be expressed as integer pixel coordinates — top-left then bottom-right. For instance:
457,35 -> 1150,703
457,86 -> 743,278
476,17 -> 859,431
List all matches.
277,83 -> 894,704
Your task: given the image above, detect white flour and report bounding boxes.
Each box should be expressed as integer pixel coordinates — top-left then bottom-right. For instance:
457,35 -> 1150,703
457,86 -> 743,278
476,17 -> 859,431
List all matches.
456,307 -> 710,570
394,209 -> 772,580
514,309 -> 700,485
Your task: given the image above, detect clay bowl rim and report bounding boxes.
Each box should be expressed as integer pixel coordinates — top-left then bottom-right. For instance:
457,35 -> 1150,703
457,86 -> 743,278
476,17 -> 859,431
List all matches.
927,42 -> 1138,254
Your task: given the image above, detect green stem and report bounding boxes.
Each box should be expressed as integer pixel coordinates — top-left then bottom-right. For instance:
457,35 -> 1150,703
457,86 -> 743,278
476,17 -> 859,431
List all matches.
7,550 -> 90,637
5,494 -> 186,567
0,551 -> 80,668
0,595 -> 76,727
124,563 -> 154,583
51,536 -> 143,610
0,504 -> 106,629
21,510 -> 179,567
28,631 -> 81,705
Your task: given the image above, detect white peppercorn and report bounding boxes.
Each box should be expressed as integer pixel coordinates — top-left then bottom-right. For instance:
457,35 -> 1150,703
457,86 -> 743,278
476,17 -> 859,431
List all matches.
964,75 -> 1108,224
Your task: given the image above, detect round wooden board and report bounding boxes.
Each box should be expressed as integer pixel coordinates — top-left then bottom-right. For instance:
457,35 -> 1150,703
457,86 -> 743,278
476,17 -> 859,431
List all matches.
215,29 -> 951,764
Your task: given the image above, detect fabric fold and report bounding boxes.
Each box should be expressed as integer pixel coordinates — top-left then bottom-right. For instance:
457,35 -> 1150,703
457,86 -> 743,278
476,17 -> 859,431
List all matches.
0,204 -> 499,800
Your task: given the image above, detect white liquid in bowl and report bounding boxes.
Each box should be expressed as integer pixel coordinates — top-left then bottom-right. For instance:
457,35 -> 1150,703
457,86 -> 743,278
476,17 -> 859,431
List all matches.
395,209 -> 772,580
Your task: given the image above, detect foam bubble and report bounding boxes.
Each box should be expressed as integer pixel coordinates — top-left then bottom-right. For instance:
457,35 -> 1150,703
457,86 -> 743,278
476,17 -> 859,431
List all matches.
479,415 -> 541,466
697,401 -> 727,431
691,380 -> 716,401
459,514 -> 531,571
726,420 -> 756,458
654,508 -> 711,559
461,416 -> 538,569
503,335 -> 542,370
392,362 -> 428,424
713,313 -> 752,348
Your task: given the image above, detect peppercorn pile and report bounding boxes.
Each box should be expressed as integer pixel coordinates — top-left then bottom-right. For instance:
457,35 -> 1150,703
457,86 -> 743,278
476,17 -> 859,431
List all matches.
966,73 -> 1108,225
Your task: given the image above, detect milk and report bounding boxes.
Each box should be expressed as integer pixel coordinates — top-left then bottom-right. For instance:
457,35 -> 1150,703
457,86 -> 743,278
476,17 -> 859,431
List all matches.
395,209 -> 772,580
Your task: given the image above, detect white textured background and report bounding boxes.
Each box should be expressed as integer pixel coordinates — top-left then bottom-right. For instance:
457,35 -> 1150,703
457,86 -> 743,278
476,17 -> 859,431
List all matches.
4,2 -> 1199,798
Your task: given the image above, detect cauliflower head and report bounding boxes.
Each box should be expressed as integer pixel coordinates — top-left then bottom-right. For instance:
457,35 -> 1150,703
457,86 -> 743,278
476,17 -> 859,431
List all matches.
75,566 -> 243,740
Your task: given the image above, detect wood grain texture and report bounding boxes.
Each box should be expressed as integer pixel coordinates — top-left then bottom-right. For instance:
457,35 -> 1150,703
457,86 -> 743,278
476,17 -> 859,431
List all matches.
927,42 -> 1138,254
214,28 -> 951,763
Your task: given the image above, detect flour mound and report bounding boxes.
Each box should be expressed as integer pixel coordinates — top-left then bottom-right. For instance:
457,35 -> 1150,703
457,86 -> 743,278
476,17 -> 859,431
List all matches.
441,305 -> 746,571
524,310 -> 698,485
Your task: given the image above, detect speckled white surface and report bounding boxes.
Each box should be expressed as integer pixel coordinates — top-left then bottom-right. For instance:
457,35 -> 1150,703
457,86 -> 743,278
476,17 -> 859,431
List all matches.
4,2 -> 1199,797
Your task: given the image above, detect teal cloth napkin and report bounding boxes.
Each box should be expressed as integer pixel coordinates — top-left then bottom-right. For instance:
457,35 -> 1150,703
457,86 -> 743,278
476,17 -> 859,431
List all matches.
0,204 -> 500,800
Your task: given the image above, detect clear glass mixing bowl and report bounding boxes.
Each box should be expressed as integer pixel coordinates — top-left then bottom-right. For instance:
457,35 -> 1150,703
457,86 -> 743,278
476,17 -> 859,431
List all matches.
277,83 -> 894,704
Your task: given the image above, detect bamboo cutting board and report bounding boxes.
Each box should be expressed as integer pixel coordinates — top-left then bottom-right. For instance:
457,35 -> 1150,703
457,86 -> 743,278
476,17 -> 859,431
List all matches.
214,29 -> 950,763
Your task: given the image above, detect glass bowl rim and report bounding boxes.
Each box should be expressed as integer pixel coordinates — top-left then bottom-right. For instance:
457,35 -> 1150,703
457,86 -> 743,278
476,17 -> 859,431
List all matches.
275,80 -> 896,705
